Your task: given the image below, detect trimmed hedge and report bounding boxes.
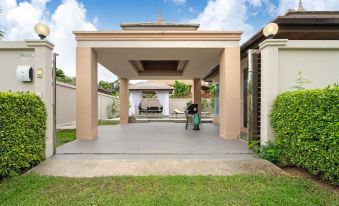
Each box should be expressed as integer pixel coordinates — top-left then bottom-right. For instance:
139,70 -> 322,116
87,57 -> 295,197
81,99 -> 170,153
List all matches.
0,92 -> 47,177
270,86 -> 339,184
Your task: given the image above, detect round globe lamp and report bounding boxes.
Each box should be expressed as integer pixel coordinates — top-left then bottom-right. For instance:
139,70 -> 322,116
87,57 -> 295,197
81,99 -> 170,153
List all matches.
263,23 -> 279,39
34,22 -> 50,40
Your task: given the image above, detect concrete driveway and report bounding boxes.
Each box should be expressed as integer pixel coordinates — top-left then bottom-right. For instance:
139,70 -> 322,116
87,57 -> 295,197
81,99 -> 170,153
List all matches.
57,123 -> 252,155
31,123 -> 283,177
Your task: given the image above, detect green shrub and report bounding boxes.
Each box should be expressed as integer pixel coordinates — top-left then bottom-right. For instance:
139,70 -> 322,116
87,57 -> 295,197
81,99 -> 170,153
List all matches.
248,140 -> 281,163
248,140 -> 260,154
260,142 -> 282,164
270,85 -> 339,184
0,92 -> 47,177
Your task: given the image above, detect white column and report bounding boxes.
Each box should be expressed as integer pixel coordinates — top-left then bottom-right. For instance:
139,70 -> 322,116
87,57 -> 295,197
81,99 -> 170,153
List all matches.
259,39 -> 288,145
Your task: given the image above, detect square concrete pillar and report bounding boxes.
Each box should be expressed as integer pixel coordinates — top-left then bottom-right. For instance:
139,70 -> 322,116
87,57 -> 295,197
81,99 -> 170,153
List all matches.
219,47 -> 241,139
119,78 -> 129,124
76,47 -> 98,140
259,39 -> 287,145
192,78 -> 201,116
27,40 -> 55,157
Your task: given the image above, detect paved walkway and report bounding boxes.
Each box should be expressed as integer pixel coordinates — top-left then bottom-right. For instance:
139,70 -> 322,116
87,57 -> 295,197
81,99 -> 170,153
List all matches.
31,123 -> 283,177
31,157 -> 283,177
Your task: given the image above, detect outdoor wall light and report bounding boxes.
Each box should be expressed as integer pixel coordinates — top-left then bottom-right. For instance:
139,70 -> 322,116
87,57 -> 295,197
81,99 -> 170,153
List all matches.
34,22 -> 50,40
263,23 -> 279,39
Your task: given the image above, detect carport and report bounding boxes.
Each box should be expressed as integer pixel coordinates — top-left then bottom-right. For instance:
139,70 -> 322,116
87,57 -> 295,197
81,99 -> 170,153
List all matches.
74,22 -> 242,141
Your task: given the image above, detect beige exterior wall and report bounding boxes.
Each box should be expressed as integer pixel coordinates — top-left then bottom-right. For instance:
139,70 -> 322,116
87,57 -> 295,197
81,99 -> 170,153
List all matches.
0,40 -> 54,158
0,49 -> 35,92
259,39 -> 339,145
278,49 -> 339,91
56,82 -> 119,125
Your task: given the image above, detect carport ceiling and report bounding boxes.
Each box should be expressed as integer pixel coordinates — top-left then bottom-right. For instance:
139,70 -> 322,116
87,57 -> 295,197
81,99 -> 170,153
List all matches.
95,48 -> 223,80
128,60 -> 189,76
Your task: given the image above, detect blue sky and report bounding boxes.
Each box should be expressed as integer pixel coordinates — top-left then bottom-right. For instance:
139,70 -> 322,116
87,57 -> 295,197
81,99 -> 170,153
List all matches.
47,0 -> 209,30
3,0 -> 339,81
43,0 -> 277,32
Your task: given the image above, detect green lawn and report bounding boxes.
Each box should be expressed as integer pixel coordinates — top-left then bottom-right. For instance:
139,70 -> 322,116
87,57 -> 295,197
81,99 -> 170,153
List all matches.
56,129 -> 76,147
56,120 -> 119,147
0,174 -> 338,206
98,119 -> 120,126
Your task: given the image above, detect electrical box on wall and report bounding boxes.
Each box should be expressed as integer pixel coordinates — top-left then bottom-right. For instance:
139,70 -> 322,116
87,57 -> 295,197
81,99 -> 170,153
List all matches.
16,66 -> 33,82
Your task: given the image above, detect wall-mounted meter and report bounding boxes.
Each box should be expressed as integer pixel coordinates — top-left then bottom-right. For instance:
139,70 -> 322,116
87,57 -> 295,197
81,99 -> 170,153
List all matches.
16,66 -> 33,82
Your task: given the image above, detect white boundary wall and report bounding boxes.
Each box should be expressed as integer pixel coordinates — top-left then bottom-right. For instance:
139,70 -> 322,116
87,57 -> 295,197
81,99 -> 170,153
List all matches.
140,97 -> 212,115
259,40 -> 339,145
56,81 -> 119,125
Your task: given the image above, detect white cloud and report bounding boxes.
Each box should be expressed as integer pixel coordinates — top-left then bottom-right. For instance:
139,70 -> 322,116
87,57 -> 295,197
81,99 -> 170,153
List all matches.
0,0 -> 49,40
188,0 -> 277,42
189,0 -> 257,42
0,0 -> 117,82
277,0 -> 339,14
49,0 -> 95,77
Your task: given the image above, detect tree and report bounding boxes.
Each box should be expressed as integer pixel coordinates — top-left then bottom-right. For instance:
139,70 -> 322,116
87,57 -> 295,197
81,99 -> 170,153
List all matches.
98,79 -> 120,95
56,69 -> 66,79
112,79 -> 120,96
172,80 -> 191,97
99,80 -> 113,91
56,68 -> 76,85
